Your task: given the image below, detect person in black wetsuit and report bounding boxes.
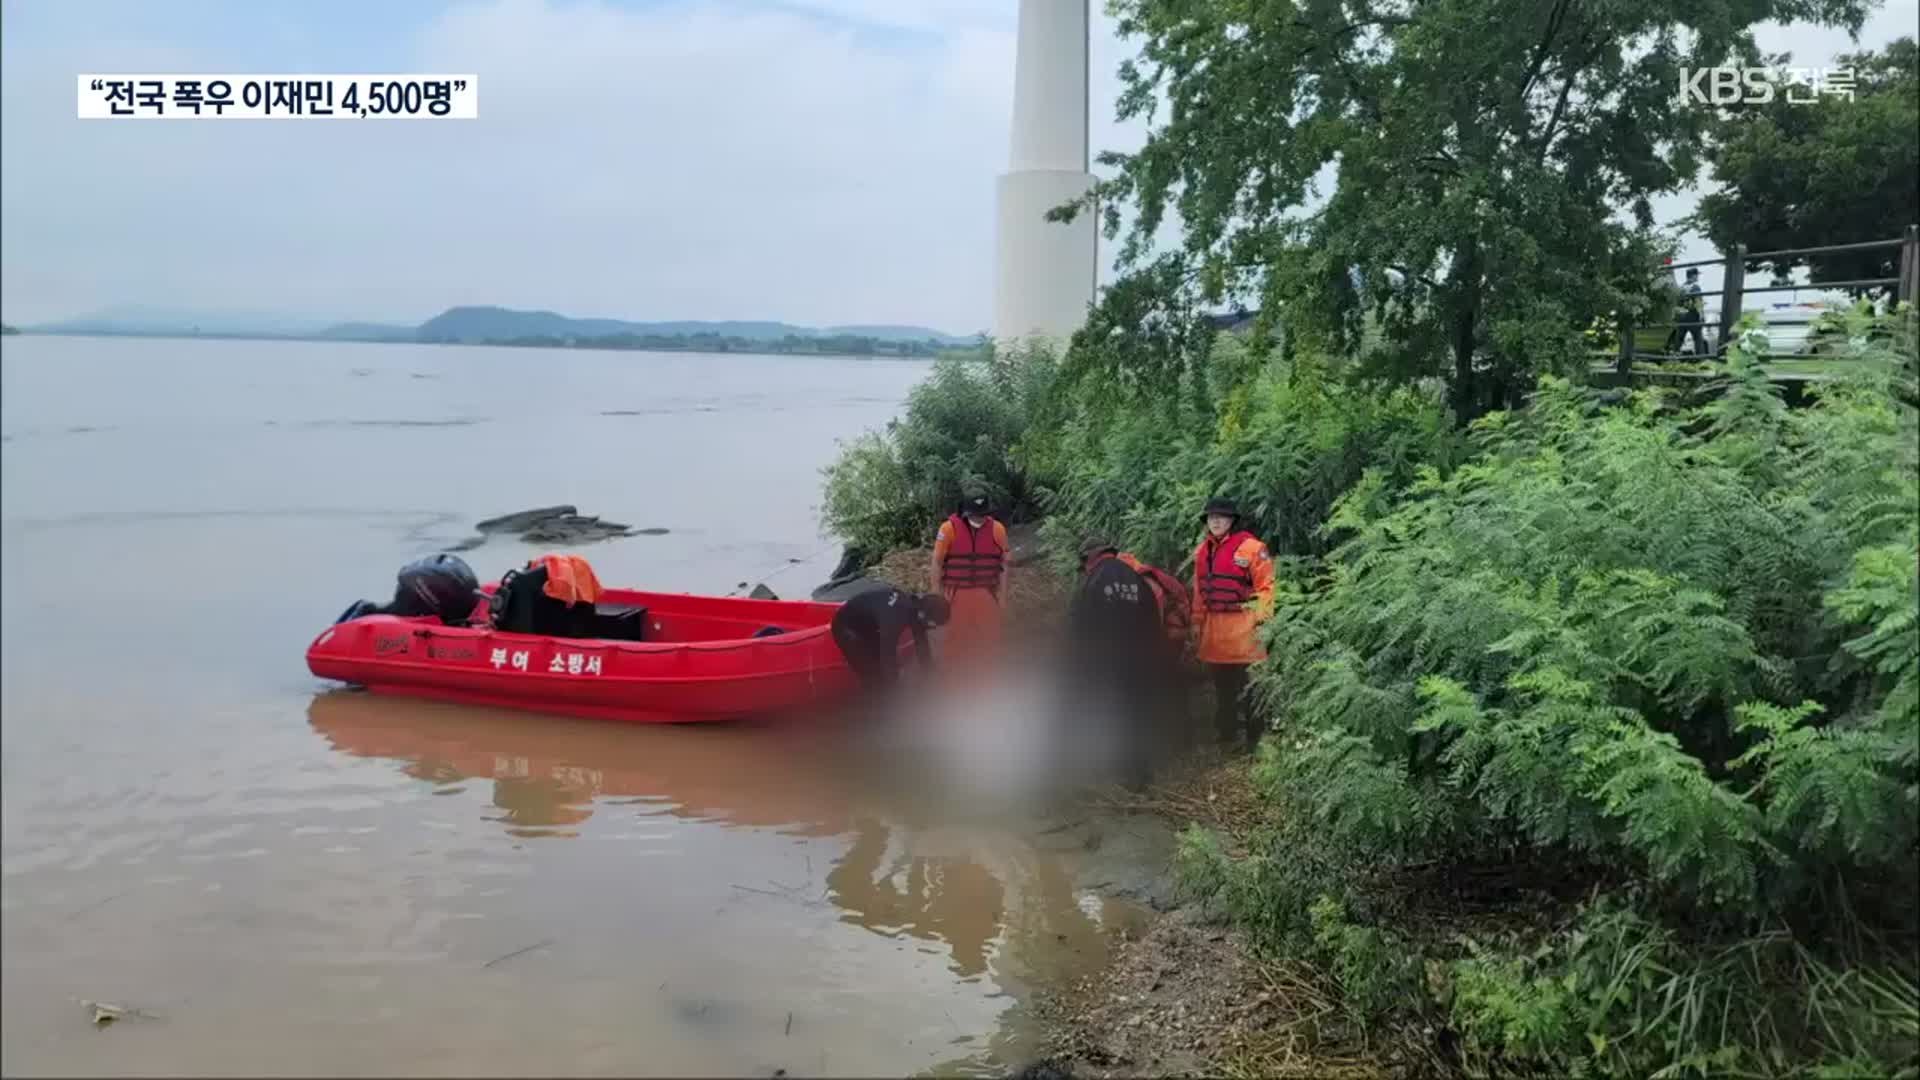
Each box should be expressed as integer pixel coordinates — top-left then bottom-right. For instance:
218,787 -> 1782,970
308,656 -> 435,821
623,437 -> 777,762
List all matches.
830,586 -> 951,694
1066,539 -> 1175,788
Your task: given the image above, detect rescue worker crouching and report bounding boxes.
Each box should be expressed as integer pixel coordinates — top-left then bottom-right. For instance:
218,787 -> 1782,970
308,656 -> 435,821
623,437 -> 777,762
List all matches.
1192,497 -> 1275,749
830,586 -> 950,701
932,491 -> 1009,663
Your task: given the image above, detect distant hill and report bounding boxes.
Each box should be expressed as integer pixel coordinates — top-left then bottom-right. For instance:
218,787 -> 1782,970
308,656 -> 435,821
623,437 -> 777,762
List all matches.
827,324 -> 982,343
416,306 -> 968,345
22,304 -> 971,348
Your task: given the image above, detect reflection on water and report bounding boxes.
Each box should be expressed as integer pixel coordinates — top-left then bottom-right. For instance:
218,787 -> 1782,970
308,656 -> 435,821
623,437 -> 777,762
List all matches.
829,818 -> 1008,980
299,690 -> 1153,1073
306,690 -> 853,837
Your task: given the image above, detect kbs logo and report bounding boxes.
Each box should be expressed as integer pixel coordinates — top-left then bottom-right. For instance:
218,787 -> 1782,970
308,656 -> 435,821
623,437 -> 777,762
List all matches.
1676,66 -> 1856,106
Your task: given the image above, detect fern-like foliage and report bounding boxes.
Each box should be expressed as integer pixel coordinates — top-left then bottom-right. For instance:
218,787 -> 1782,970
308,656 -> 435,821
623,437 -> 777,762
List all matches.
1732,700 -> 1917,874
1259,309 -> 1918,919
1030,332 -> 1463,575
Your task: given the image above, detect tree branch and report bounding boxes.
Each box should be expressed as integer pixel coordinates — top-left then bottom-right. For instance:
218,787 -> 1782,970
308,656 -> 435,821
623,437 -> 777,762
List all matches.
1286,14 -> 1409,128
1518,0 -> 1572,103
1389,264 -> 1444,290
1533,37 -> 1605,165
1534,72 -> 1578,165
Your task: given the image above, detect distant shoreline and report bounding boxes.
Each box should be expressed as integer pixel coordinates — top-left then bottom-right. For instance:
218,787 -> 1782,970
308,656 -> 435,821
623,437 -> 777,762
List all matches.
7,327 -> 987,362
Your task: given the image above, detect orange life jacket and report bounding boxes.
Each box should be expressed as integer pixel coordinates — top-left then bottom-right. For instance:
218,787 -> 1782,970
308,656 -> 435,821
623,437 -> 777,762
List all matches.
535,554 -> 603,606
1197,531 -> 1257,613
940,515 -> 1006,591
1114,552 -> 1192,639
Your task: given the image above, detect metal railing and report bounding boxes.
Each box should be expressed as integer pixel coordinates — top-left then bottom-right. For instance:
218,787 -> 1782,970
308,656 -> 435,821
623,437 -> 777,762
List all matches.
1609,225 -> 1920,376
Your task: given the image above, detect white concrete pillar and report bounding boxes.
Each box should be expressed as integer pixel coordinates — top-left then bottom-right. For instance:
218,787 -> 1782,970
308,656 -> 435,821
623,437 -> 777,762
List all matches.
992,0 -> 1098,350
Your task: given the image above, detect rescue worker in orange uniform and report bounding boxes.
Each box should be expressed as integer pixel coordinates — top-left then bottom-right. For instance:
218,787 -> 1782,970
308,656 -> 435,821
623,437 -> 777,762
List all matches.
1191,497 -> 1275,748
931,491 -> 1009,662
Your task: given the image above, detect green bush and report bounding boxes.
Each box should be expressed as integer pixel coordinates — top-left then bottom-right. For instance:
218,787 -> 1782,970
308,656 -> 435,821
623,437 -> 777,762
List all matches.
818,343 -> 1057,556
1213,307 -> 1919,1075
1446,901 -> 1919,1079
1030,332 -> 1464,576
1257,310 -> 1917,919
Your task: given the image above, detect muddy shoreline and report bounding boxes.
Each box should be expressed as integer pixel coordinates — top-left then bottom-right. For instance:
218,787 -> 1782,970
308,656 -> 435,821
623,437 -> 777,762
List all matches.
1009,758 -> 1366,1080
835,540 -> 1348,1078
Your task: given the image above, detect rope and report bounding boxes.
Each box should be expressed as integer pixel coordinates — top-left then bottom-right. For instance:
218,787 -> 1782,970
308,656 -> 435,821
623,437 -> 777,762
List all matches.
725,540 -> 842,598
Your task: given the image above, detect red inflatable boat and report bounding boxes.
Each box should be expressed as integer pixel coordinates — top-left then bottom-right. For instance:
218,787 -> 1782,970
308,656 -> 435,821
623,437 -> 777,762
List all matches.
306,585 -> 864,724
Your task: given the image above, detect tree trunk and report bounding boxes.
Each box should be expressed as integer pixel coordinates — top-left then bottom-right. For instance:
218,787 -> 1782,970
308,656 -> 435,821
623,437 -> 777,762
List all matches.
1447,240 -> 1483,425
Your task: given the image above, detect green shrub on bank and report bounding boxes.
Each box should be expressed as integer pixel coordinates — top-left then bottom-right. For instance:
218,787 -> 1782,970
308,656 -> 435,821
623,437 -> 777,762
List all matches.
1030,333 -> 1463,574
817,344 -> 1056,556
1445,900 -> 1919,1079
820,330 -> 1460,576
1257,311 -> 1917,921
1177,308 -> 1918,1077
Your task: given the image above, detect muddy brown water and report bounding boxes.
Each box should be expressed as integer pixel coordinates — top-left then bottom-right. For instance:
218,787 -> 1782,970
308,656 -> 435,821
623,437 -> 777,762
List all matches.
1,336 -> 1168,1077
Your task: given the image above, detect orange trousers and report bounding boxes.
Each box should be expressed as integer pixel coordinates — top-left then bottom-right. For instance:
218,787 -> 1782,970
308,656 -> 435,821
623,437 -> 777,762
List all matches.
941,586 -> 1004,665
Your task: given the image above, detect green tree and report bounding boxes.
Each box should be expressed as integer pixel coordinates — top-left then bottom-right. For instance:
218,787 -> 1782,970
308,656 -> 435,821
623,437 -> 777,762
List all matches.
1059,0 -> 1872,421
1694,38 -> 1920,295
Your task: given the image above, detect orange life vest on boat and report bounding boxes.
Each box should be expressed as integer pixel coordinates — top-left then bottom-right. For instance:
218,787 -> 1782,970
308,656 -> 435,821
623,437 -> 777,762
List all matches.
1196,531 -> 1257,613
535,554 -> 603,606
939,515 -> 1006,592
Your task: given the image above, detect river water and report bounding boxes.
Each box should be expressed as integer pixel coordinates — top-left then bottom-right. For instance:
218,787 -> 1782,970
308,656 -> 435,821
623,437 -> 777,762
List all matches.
0,336 -> 1164,1077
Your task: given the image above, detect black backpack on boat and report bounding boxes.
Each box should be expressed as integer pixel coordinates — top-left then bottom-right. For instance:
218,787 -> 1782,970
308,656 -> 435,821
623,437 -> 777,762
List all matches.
489,564 -> 648,642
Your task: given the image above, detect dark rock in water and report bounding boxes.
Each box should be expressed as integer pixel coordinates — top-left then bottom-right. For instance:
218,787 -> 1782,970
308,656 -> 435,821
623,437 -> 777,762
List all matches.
1008,1062 -> 1074,1080
825,545 -> 869,584
477,506 -> 578,534
811,545 -> 878,600
467,505 -> 641,548
810,575 -> 893,604
634,527 -> 671,536
521,514 -> 634,545
748,584 -> 778,601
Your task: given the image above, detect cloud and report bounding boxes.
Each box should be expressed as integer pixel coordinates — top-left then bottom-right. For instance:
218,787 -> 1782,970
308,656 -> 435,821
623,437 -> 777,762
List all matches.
5,0 -> 1903,328
0,0 -> 1039,332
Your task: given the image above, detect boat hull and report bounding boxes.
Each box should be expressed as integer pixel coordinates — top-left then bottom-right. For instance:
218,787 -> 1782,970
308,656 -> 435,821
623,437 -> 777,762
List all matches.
305,589 -> 864,724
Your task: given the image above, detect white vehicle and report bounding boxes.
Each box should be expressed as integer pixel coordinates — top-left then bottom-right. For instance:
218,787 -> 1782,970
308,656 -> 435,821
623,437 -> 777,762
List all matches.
1750,298 -> 1846,357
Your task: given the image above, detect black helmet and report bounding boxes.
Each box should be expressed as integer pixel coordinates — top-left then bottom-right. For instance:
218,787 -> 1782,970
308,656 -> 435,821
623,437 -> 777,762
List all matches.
1078,535 -> 1119,561
960,492 -> 991,516
1200,496 -> 1239,522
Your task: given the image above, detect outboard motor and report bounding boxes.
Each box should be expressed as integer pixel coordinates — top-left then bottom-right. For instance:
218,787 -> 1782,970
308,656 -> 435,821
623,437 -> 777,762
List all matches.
390,553 -> 481,624
334,553 -> 481,626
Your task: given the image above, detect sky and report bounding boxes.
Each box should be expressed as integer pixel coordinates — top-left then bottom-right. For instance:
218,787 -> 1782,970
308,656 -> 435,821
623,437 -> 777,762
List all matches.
1,0 -> 1914,334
